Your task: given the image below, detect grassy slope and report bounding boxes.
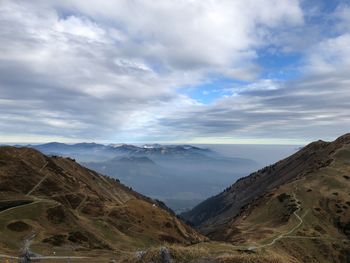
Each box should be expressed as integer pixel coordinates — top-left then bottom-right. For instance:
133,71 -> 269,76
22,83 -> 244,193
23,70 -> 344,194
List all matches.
220,144 -> 350,262
1,142 -> 349,262
95,141 -> 350,262
0,146 -> 204,258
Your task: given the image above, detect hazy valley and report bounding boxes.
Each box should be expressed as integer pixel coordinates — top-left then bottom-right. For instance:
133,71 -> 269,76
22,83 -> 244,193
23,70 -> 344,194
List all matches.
30,143 -> 265,213
0,134 -> 349,262
1,1 -> 350,261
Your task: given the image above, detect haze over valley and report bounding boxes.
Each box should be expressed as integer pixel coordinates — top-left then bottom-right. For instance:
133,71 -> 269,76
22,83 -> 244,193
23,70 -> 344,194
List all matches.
1,0 -> 350,262
25,142 -> 298,213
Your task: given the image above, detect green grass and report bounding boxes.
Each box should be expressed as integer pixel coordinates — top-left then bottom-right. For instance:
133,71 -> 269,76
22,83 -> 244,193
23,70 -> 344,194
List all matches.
0,201 -> 54,250
334,147 -> 350,161
0,201 -> 53,228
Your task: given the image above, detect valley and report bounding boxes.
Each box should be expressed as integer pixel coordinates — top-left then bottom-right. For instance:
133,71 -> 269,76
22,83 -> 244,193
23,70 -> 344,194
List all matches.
1,1 -> 349,262
0,134 -> 349,262
31,143 -> 260,213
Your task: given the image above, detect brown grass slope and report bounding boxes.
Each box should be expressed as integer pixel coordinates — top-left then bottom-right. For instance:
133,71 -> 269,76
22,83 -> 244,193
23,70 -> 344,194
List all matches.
0,146 -> 204,256
182,134 -> 350,262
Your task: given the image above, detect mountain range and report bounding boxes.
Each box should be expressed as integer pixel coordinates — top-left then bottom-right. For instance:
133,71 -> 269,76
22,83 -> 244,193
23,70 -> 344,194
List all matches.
30,143 -> 258,212
31,142 -> 217,162
0,134 -> 349,262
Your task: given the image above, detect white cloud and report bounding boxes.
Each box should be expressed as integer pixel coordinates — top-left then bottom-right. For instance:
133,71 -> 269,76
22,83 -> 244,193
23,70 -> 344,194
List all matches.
333,3 -> 350,32
306,34 -> 350,73
1,0 -> 349,144
54,16 -> 107,42
157,74 -> 350,142
55,0 -> 303,73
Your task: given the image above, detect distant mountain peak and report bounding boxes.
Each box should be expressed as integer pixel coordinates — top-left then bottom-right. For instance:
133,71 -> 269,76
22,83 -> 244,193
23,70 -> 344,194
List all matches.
142,143 -> 162,149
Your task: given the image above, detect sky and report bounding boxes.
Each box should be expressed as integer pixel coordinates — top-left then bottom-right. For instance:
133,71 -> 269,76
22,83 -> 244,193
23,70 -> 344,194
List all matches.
0,0 -> 349,144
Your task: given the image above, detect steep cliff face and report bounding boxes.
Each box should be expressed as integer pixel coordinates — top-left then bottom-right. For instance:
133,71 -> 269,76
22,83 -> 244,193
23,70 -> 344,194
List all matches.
0,146 -> 204,255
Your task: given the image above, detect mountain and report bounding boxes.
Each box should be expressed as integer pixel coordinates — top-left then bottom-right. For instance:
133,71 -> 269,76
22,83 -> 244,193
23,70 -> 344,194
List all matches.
31,143 -> 216,162
30,142 -> 258,212
110,144 -> 214,160
2,136 -> 350,262
32,142 -> 255,165
182,134 -> 350,262
32,142 -> 115,162
0,146 -> 204,256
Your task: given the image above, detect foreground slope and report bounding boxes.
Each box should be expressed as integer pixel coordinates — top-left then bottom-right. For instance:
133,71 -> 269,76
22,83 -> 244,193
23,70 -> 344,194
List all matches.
0,146 -> 203,256
183,134 -> 350,262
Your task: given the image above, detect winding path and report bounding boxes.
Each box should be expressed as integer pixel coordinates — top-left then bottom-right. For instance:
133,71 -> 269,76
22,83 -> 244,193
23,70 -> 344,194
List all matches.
256,191 -> 306,249
245,178 -> 307,250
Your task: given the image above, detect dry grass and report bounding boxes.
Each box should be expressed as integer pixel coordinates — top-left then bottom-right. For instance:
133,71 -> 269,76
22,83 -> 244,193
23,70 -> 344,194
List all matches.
117,244 -> 302,263
0,146 -> 205,255
119,244 -> 209,263
216,254 -> 288,263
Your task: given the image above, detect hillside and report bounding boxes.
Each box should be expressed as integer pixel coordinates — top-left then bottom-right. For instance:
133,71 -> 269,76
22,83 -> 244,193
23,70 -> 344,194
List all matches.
182,134 -> 350,262
1,135 -> 350,262
34,142 -> 257,213
0,146 -> 204,257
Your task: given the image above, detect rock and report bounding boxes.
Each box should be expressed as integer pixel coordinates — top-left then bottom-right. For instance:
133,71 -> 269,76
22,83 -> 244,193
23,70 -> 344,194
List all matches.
135,250 -> 146,259
160,247 -> 173,263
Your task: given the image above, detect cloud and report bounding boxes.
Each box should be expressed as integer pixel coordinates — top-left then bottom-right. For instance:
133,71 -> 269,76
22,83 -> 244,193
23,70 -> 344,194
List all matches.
157,71 -> 350,142
333,3 -> 350,32
306,33 -> 350,73
0,0 -> 348,144
57,0 -> 303,70
156,30 -> 350,142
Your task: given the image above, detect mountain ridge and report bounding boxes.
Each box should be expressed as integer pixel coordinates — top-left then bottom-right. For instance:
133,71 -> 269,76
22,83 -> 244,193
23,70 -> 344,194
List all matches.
1,135 -> 350,262
182,133 -> 350,233
0,146 -> 204,255
180,133 -> 350,262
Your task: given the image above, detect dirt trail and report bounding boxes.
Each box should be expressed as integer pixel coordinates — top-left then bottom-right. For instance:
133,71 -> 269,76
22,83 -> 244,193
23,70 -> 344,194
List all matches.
76,194 -> 88,212
1,233 -> 89,262
0,201 -> 41,216
26,162 -> 48,195
250,178 -> 306,250
0,254 -> 18,259
89,171 -> 130,204
256,189 -> 306,249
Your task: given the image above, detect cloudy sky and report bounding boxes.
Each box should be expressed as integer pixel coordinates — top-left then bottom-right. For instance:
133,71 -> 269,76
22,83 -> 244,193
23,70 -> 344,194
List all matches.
0,0 -> 349,144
